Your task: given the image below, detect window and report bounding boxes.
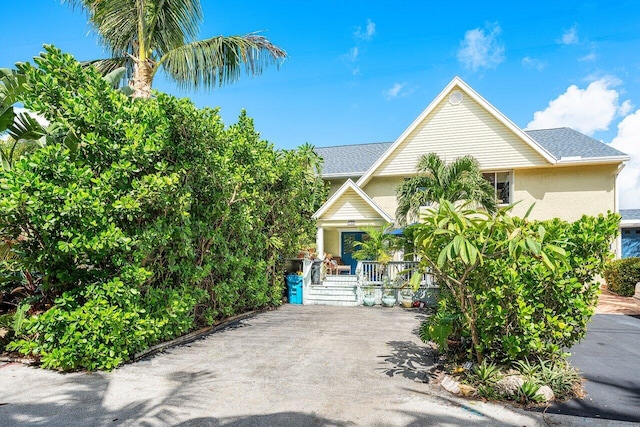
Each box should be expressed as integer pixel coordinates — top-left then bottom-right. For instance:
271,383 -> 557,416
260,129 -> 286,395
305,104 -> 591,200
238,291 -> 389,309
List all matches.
483,171 -> 511,205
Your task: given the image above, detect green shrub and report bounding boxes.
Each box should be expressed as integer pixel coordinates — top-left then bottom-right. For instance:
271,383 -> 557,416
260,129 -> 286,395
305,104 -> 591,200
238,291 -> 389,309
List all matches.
0,46 -> 326,370
414,201 -> 619,364
603,257 -> 640,297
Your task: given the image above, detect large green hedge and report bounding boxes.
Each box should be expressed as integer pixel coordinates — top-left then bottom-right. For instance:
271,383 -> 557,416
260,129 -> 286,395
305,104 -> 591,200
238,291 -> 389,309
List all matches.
0,46 -> 326,370
603,257 -> 640,297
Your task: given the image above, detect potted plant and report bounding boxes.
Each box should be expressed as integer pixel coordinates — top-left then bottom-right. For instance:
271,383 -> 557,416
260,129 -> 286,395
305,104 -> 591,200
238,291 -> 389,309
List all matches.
381,276 -> 397,307
399,288 -> 413,308
362,283 -> 376,306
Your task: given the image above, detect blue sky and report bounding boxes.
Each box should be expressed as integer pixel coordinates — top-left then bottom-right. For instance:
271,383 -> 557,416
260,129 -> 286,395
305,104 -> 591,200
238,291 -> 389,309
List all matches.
2,1 -> 639,207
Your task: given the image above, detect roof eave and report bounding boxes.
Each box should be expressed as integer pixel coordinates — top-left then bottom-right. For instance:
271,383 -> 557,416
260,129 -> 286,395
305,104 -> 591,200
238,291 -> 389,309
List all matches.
555,155 -> 630,165
321,172 -> 365,179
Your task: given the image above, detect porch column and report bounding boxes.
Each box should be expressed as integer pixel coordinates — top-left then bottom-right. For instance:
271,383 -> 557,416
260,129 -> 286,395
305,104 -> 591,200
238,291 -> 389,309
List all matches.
316,226 -> 324,257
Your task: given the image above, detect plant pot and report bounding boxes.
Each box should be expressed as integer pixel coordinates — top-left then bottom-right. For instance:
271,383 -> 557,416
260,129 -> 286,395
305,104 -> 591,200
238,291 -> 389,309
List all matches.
381,295 -> 396,307
400,291 -> 413,308
400,299 -> 413,308
363,294 -> 376,306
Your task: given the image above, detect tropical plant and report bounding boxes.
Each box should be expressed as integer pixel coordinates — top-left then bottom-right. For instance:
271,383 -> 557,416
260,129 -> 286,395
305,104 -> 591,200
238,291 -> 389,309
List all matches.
395,152 -> 496,225
516,380 -> 544,404
0,69 -> 49,170
352,222 -> 393,264
537,358 -> 581,399
412,200 -> 619,364
473,360 -> 501,385
63,0 -> 287,98
1,46 -> 324,370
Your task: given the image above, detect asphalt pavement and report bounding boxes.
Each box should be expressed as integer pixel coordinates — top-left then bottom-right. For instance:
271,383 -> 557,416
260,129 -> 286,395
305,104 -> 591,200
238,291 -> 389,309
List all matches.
535,313 -> 640,424
1,305 -> 545,426
1,305 -> 639,426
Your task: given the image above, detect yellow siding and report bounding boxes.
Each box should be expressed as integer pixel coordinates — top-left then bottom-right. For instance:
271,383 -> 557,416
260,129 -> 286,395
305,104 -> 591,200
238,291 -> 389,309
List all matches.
327,178 -> 348,197
512,164 -> 617,221
362,176 -> 404,222
321,188 -> 382,221
374,91 -> 549,176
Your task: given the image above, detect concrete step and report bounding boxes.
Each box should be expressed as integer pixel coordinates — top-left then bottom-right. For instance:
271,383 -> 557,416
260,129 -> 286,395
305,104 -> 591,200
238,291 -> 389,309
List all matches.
304,298 -> 360,307
306,293 -> 357,302
309,287 -> 357,297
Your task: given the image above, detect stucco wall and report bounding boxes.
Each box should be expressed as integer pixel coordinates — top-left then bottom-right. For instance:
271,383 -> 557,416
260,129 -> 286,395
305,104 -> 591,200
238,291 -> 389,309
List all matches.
324,228 -> 340,256
512,164 -> 618,221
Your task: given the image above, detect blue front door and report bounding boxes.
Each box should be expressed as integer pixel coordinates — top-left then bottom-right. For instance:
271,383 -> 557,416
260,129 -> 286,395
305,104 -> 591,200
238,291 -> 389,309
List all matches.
341,232 -> 367,274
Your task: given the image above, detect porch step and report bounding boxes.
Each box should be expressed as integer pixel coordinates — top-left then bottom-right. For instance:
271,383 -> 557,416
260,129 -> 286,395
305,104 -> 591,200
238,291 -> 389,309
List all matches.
304,299 -> 359,307
309,286 -> 357,297
305,283 -> 359,306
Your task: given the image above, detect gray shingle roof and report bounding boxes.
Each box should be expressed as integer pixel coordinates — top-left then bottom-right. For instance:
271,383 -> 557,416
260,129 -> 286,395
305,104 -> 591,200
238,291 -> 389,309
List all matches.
524,127 -> 627,159
621,209 -> 640,221
315,128 -> 627,177
315,142 -> 391,177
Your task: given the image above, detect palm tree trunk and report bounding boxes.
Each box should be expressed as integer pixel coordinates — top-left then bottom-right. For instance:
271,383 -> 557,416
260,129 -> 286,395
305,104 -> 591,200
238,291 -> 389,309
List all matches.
132,58 -> 153,99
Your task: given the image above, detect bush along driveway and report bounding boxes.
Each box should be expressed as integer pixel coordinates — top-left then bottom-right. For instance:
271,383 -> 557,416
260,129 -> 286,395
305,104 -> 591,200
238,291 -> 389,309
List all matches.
0,305 -> 547,427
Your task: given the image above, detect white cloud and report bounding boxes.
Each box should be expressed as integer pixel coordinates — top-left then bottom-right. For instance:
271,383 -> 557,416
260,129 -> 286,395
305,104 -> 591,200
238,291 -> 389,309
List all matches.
457,23 -> 505,71
526,78 -> 630,135
383,82 -> 413,100
354,19 -> 376,41
559,25 -> 579,45
579,52 -> 597,61
611,110 -> 640,208
522,56 -> 546,71
341,47 -> 358,62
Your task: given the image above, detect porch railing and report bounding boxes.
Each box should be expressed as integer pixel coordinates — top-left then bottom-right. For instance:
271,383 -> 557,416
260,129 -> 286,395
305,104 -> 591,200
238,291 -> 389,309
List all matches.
355,260 -> 438,305
356,261 -> 434,286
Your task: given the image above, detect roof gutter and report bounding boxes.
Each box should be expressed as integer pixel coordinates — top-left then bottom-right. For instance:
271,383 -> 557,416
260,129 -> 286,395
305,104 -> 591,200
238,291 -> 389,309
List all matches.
555,155 -> 630,165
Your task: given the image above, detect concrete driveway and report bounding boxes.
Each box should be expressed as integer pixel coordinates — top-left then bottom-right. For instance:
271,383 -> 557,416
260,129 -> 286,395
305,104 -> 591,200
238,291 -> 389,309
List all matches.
0,305 -> 547,426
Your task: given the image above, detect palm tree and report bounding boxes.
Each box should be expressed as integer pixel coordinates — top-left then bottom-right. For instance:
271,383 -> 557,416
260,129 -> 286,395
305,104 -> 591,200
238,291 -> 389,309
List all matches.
64,0 -> 287,98
395,153 -> 496,225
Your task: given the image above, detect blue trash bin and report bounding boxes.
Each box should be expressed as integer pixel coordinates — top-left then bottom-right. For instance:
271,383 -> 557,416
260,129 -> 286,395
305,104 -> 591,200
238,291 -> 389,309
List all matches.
286,274 -> 303,304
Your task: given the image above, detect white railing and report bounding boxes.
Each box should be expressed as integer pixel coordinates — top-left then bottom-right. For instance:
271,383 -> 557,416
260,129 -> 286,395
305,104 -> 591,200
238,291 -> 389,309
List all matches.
355,261 -> 438,306
356,261 -> 433,286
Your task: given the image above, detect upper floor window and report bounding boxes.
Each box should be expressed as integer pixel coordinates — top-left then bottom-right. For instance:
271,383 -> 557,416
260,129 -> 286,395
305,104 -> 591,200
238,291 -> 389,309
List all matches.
483,171 -> 511,205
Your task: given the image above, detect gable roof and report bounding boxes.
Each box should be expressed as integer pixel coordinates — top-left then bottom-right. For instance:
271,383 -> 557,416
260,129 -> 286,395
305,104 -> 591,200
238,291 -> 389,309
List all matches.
356,77 -> 561,187
316,127 -> 629,177
525,128 -> 628,162
312,179 -> 393,222
315,142 -> 391,178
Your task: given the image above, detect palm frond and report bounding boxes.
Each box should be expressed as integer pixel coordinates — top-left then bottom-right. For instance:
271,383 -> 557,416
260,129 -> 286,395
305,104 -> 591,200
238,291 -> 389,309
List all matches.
8,111 -> 47,143
1,68 -> 27,114
158,33 -> 287,90
81,57 -> 130,76
148,0 -> 202,54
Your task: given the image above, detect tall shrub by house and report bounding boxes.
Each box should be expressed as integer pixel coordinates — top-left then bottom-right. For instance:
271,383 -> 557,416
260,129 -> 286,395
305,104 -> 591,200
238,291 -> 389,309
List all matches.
413,200 -> 619,364
0,46 -> 325,370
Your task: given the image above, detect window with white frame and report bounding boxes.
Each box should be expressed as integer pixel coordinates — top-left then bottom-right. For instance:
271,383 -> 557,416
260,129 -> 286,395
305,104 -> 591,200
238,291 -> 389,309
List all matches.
483,171 -> 511,205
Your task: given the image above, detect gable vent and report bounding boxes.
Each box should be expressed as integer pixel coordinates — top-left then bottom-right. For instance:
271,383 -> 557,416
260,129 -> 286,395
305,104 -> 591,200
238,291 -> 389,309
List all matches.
449,91 -> 464,105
